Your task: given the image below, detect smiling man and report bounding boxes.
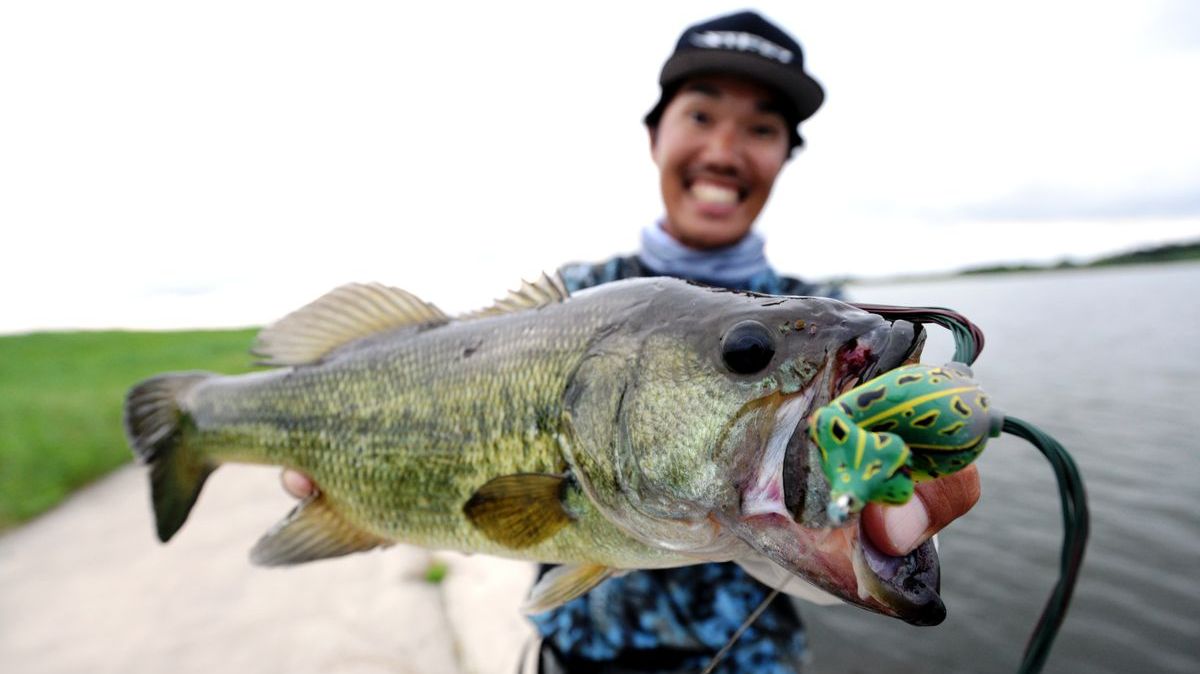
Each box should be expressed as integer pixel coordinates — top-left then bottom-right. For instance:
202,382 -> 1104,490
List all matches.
525,10 -> 980,674
282,10 -> 979,674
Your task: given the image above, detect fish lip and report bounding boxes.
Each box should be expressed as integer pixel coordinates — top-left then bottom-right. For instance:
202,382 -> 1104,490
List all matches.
854,520 -> 945,626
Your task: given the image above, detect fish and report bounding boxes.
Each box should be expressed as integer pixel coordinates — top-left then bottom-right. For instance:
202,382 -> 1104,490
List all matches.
124,275 -> 945,625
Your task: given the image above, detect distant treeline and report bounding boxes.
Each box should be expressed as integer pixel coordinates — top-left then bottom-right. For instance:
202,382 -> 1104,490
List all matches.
958,238 -> 1200,276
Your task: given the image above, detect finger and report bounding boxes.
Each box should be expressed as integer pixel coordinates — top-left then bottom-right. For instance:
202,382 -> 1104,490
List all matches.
281,469 -> 317,499
861,465 -> 981,556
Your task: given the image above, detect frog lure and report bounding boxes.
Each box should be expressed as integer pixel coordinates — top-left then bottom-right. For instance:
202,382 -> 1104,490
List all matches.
709,304 -> 1089,674
810,361 -> 1002,525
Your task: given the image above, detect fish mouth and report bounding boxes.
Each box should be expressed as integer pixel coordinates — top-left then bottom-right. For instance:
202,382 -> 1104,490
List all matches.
854,519 -> 944,625
735,319 -> 944,625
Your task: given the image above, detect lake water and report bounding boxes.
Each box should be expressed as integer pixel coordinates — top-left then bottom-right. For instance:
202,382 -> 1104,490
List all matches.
797,263 -> 1200,673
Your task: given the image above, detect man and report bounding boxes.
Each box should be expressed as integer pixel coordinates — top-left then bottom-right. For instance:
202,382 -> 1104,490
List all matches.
529,12 -> 980,673
284,10 -> 980,673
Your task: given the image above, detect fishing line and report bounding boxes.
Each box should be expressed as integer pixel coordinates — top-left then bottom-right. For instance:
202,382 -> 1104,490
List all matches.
1002,416 -> 1089,674
713,307 -> 1088,674
700,584 -> 786,674
851,304 -> 985,365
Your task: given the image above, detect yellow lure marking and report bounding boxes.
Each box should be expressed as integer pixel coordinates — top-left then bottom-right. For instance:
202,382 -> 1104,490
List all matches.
951,396 -> 973,417
890,443 -> 910,475
863,460 -> 882,481
856,386 -> 977,428
908,439 -> 984,451
911,409 -> 941,428
832,416 -> 850,444
854,428 -> 866,470
940,421 -> 966,436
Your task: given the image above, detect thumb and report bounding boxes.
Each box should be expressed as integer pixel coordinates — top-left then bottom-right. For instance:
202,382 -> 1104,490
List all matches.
861,465 -> 981,556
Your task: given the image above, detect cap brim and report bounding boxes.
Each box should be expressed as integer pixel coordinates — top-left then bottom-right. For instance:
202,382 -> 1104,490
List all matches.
660,50 -> 825,122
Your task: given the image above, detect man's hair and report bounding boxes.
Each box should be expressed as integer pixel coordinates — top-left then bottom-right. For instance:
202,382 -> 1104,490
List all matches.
644,11 -> 824,157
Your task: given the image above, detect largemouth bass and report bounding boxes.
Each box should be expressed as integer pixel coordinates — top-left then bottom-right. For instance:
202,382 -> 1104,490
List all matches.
125,276 -> 944,624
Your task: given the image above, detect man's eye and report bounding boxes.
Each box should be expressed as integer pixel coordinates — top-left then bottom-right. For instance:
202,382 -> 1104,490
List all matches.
689,110 -> 711,125
751,123 -> 781,138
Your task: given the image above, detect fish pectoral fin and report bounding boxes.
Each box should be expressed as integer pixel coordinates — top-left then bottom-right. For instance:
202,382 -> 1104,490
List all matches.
521,563 -> 616,614
250,493 -> 389,566
463,473 -> 573,549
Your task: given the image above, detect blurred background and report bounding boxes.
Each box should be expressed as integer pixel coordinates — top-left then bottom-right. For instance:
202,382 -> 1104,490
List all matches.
1,1 -> 1197,673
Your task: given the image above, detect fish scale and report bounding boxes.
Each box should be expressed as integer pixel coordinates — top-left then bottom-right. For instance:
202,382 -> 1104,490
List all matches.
125,276 -> 944,621
184,302 -> 664,563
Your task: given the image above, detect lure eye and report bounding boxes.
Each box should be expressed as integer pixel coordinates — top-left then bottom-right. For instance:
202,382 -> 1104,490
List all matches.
721,320 -> 776,374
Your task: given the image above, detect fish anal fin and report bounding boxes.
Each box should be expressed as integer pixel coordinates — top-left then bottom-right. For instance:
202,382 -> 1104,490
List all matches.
521,563 -> 617,614
463,474 -> 572,549
251,493 -> 390,566
253,283 -> 450,366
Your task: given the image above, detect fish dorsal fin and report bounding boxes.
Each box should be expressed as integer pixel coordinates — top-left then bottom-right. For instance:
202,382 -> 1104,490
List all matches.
463,473 -> 573,549
522,563 -> 618,614
254,283 -> 449,366
464,273 -> 569,319
251,493 -> 390,565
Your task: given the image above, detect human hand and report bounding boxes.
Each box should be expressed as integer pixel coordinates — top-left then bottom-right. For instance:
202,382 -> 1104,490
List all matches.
860,465 -> 981,556
281,469 -> 316,499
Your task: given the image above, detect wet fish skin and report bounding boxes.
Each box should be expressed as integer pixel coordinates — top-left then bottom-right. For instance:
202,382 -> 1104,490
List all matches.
134,279 -> 677,568
125,276 -> 937,621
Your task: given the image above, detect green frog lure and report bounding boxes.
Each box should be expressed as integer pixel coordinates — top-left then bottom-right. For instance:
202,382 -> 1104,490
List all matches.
811,361 -> 1002,525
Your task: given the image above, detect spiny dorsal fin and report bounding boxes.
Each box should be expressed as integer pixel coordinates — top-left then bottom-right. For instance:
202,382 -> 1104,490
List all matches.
463,473 -> 573,549
250,492 -> 390,565
521,563 -> 617,614
253,283 -> 449,366
464,273 -> 569,319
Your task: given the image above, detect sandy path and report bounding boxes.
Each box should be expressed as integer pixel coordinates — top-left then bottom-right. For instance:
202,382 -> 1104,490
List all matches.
0,465 -> 537,674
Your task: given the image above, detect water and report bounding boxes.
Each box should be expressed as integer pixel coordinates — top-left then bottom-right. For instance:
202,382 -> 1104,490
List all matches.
800,263 -> 1200,674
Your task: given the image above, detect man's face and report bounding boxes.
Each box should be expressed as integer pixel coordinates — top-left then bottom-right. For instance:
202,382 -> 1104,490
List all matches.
650,75 -> 791,250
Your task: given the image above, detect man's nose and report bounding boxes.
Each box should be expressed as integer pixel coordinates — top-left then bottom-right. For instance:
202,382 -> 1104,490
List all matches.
699,122 -> 742,169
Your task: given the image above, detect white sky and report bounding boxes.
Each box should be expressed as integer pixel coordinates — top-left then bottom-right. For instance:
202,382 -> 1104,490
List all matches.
2,0 -> 1198,333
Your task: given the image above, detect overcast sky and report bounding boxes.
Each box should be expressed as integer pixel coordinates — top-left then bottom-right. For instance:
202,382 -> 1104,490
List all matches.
2,0 -> 1197,332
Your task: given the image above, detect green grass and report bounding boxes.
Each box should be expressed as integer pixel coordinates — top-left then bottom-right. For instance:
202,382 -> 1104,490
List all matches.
0,329 -> 260,532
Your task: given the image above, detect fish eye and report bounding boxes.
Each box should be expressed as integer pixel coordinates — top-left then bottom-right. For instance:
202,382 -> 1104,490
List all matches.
721,320 -> 776,374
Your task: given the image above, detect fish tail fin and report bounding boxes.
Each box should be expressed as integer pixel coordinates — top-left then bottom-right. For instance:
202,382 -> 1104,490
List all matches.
124,372 -> 218,542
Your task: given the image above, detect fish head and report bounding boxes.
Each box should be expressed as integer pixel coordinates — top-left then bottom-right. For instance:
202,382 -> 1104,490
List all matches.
564,278 -> 942,625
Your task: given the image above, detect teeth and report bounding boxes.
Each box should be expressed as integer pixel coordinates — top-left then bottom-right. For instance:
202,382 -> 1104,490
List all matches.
691,182 -> 739,205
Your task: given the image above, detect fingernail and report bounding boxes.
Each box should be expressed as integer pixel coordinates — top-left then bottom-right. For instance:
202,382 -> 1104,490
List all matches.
281,470 -> 315,499
881,497 -> 930,555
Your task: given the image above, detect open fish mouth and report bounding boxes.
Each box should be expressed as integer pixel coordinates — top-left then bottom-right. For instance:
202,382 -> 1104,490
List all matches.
736,319 -> 946,625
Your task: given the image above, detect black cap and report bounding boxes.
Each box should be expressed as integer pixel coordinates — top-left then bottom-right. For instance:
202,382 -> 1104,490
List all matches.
645,11 -> 825,150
